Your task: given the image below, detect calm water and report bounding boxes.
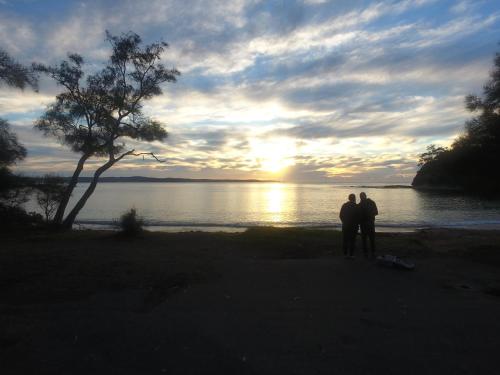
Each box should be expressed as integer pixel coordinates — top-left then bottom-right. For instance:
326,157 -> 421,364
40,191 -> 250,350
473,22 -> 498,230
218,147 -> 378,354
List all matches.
26,182 -> 500,231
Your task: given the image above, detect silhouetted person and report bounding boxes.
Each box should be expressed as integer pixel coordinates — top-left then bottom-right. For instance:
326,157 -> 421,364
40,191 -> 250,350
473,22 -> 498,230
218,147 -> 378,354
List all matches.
339,193 -> 359,257
358,192 -> 378,257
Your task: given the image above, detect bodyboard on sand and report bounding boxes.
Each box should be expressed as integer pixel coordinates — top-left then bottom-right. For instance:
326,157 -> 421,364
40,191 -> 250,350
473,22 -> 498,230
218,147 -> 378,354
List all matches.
376,254 -> 415,270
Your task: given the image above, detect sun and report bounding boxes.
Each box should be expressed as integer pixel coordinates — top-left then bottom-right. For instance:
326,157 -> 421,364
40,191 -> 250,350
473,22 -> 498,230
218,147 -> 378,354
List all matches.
249,138 -> 296,173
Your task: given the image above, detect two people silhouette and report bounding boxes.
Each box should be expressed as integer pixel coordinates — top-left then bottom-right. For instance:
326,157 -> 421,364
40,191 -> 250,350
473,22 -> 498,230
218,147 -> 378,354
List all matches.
339,192 -> 378,258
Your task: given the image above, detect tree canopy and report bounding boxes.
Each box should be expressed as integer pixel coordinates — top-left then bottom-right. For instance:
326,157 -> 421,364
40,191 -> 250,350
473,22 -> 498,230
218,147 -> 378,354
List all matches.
35,31 -> 180,228
0,119 -> 28,202
0,49 -> 33,170
0,118 -> 26,168
0,49 -> 37,90
412,51 -> 500,194
0,50 -> 36,210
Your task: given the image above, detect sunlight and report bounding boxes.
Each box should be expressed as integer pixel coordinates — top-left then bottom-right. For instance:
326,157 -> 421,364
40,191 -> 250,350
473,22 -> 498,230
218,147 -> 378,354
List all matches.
266,183 -> 284,222
249,138 -> 296,173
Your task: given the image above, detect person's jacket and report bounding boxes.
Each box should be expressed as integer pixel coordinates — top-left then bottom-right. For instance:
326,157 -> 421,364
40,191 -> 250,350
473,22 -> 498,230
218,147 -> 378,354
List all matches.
358,198 -> 378,223
339,201 -> 359,227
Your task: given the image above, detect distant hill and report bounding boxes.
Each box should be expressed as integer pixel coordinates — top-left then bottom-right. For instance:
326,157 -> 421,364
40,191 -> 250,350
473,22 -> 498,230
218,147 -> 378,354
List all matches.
74,176 -> 278,183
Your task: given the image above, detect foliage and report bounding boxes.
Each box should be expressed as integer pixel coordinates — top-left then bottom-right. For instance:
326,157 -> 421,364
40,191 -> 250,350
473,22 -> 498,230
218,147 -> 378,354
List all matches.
0,118 -> 26,168
0,181 -> 31,208
0,165 -> 18,198
118,208 -> 144,236
0,50 -> 41,229
417,145 -> 448,167
0,171 -> 32,212
0,106 -> 29,208
0,204 -> 43,232
35,31 -> 179,229
0,51 -> 33,205
0,49 -> 38,90
413,51 -> 500,194
35,175 -> 67,222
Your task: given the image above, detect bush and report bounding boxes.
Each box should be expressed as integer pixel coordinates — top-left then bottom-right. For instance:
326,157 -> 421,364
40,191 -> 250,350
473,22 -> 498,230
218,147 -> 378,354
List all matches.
0,204 -> 44,232
118,208 -> 144,236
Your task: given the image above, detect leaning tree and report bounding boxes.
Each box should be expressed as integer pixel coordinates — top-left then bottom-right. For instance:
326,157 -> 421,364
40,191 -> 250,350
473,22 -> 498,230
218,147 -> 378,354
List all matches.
35,31 -> 180,229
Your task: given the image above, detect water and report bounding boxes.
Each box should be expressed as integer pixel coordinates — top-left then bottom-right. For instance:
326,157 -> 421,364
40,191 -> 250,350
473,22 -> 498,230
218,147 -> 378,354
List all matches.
26,182 -> 500,231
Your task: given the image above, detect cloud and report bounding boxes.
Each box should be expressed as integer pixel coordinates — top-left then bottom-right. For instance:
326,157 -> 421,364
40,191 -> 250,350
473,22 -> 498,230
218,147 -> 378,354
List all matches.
0,13 -> 35,56
1,0 -> 499,182
450,0 -> 477,14
0,89 -> 53,115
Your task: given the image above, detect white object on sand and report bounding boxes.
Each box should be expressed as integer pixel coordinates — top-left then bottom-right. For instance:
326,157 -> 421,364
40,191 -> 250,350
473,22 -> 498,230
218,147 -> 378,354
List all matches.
376,254 -> 415,270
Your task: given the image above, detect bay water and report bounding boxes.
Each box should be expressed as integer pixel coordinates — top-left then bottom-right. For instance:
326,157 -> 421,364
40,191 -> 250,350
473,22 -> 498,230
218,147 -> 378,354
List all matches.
26,182 -> 500,231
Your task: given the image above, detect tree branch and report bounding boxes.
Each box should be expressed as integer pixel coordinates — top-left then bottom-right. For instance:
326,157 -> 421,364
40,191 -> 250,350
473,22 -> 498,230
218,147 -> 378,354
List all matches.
131,151 -> 166,163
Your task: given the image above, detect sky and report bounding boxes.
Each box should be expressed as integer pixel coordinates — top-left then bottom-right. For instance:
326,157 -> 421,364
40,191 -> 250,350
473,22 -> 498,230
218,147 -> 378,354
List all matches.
1,0 -> 499,183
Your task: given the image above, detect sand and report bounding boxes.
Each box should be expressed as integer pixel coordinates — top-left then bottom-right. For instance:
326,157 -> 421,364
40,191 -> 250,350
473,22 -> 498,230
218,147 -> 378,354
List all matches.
1,227 -> 500,374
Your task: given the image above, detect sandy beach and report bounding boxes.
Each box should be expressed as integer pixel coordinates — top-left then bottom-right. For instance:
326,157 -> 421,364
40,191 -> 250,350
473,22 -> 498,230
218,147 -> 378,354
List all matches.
1,227 -> 500,374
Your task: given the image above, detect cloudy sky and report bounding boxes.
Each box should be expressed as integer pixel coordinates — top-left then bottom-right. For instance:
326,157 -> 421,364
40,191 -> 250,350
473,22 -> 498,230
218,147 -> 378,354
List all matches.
1,0 -> 499,182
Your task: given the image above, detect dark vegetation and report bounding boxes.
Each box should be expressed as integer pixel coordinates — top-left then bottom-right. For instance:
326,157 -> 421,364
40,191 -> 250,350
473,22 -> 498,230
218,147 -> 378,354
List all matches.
0,49 -> 37,90
1,51 -> 67,229
117,208 -> 144,236
0,51 -> 42,229
413,52 -> 500,195
0,50 -> 33,198
0,118 -> 28,204
34,31 -> 179,229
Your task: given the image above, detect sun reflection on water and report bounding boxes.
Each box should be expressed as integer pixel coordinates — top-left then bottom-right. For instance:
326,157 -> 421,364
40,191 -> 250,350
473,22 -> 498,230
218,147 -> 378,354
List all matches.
266,183 -> 285,222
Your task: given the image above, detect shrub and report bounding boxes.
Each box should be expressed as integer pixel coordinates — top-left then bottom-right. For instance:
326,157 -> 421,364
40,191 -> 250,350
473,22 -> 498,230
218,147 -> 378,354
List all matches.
118,208 -> 144,236
0,204 -> 44,232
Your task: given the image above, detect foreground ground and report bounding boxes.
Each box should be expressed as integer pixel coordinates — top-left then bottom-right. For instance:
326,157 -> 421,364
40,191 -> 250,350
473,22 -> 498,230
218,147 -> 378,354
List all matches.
1,227 -> 500,374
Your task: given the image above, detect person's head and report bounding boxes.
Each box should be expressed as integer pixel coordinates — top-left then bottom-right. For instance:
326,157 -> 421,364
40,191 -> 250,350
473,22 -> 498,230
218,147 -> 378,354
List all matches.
360,192 -> 367,201
348,193 -> 356,203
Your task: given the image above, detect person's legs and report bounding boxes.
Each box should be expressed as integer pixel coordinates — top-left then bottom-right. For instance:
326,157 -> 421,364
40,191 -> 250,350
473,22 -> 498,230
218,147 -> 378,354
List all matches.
360,223 -> 368,256
363,221 -> 375,256
349,226 -> 357,256
369,224 -> 376,256
342,227 -> 349,256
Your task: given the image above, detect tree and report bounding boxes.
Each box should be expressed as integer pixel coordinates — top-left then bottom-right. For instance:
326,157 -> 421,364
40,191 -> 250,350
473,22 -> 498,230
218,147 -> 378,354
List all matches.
0,114 -> 28,207
0,118 -> 27,168
35,175 -> 67,222
413,50 -> 500,193
0,49 -> 38,90
35,31 -> 180,229
417,144 -> 447,166
0,49 -> 36,198
0,49 -> 34,178
0,50 -> 41,228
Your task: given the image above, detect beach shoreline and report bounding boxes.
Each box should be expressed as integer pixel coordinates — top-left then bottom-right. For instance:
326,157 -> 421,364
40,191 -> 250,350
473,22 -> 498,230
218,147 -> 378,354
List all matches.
73,222 -> 500,233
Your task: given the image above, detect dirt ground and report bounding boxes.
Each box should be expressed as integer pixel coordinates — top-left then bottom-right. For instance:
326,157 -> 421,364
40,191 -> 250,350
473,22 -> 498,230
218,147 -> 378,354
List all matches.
1,227 -> 500,374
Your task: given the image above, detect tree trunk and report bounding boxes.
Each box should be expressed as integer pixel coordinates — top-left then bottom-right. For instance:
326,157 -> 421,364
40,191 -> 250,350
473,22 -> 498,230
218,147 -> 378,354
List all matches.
61,158 -> 116,230
53,153 -> 90,226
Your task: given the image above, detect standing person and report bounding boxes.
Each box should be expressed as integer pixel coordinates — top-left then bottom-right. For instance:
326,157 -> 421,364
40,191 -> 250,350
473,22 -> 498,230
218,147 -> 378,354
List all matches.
358,192 -> 378,258
339,193 -> 359,258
